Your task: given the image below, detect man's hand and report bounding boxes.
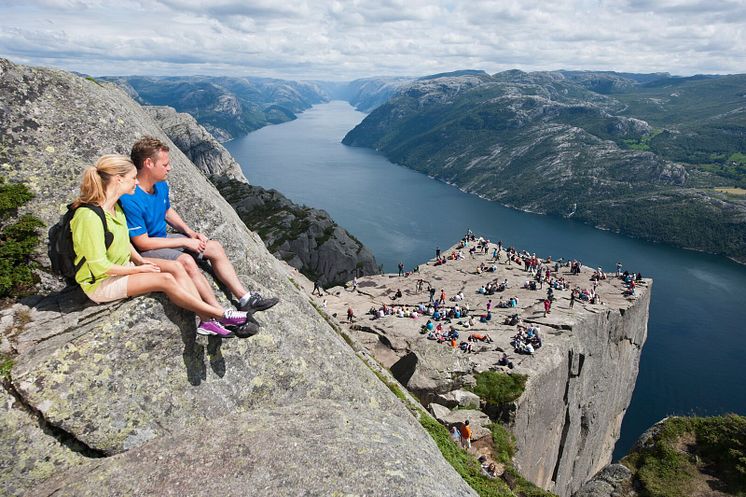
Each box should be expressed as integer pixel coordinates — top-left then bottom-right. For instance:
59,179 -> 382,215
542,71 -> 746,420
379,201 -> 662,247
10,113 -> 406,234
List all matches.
190,231 -> 209,243
181,236 -> 206,253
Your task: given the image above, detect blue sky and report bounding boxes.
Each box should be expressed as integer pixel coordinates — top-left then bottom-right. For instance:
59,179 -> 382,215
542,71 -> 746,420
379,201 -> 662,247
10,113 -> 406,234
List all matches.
1,0 -> 744,80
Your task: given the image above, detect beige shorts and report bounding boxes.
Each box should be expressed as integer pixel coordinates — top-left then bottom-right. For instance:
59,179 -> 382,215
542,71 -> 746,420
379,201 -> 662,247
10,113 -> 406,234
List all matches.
85,263 -> 134,304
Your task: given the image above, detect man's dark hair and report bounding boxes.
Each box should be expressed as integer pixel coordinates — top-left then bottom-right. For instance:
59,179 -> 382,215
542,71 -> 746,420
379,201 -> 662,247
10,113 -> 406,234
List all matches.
130,136 -> 170,170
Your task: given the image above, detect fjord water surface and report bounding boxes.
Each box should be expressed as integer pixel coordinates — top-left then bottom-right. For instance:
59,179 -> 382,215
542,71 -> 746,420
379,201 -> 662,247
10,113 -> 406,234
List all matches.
225,101 -> 746,460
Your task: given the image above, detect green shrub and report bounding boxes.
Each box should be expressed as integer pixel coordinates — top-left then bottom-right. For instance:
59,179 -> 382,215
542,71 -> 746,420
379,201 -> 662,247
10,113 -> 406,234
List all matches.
0,178 -> 43,297
471,371 -> 527,406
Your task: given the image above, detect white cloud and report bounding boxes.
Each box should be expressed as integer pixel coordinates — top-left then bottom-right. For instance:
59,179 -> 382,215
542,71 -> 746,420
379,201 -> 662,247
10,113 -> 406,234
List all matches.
0,0 -> 743,79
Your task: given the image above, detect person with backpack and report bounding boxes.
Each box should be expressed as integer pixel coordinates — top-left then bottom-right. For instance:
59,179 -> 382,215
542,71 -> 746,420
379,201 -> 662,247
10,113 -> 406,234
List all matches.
69,154 -> 252,337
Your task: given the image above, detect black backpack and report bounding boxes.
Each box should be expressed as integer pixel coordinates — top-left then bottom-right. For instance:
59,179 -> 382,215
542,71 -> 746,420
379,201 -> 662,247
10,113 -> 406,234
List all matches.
48,204 -> 113,285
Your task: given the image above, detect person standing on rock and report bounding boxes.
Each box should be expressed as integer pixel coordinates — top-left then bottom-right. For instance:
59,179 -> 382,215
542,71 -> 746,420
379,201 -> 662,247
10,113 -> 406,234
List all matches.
460,420 -> 472,449
544,298 -> 552,317
312,278 -> 324,296
120,137 -> 278,323
398,261 -> 404,277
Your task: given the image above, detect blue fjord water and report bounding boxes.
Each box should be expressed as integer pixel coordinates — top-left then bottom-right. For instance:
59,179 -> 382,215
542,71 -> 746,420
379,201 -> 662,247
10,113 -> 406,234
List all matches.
225,100 -> 746,460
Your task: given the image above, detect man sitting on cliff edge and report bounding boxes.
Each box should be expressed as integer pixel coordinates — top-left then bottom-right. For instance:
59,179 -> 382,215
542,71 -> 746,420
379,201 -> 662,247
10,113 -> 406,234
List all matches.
119,136 -> 278,324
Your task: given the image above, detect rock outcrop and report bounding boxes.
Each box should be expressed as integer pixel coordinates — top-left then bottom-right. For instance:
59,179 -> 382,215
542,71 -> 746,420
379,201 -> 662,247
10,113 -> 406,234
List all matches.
0,58 -> 476,496
308,242 -> 650,497
214,177 -> 379,287
574,414 -> 746,497
144,106 -> 247,182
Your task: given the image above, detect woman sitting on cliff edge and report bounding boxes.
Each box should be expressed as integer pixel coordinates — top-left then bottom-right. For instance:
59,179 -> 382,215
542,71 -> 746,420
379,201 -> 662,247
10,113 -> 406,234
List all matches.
70,154 -> 250,336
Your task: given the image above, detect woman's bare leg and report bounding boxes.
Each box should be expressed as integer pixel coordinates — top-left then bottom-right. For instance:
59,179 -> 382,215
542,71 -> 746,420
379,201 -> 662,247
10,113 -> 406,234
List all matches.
144,258 -> 201,300
127,272 -> 223,321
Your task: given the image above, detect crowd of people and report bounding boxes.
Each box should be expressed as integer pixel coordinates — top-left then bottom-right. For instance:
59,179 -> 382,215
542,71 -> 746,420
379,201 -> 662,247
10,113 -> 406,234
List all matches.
345,229 -> 645,363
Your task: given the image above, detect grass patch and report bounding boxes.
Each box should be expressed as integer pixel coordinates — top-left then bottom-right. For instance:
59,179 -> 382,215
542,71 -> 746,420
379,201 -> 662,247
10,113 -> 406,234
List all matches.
470,371 -> 527,406
622,415 -> 746,497
714,187 -> 746,196
418,414 -> 515,496
0,354 -> 13,380
490,423 -> 517,464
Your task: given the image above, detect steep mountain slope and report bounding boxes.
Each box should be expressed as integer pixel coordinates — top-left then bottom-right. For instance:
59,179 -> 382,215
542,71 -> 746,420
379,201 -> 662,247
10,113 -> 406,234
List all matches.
343,70 -> 746,262
103,75 -> 330,141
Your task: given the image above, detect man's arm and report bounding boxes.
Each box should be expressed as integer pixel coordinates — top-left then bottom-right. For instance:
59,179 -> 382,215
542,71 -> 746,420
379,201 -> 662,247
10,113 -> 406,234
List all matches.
165,208 -> 208,243
130,231 -> 203,253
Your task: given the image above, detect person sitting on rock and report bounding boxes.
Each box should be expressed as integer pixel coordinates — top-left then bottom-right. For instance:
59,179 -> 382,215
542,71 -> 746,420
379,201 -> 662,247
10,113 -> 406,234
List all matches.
119,137 -> 278,316
70,155 -> 253,337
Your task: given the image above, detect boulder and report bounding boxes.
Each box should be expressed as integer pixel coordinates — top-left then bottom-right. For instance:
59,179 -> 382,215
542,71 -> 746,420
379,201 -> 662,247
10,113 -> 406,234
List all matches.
571,464 -> 636,497
430,402 -> 451,422
435,389 -> 481,409
0,58 -> 477,497
0,385 -> 85,496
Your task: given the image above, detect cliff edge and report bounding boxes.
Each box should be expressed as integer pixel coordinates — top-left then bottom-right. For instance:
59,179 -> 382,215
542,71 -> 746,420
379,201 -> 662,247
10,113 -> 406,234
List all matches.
306,241 -> 650,497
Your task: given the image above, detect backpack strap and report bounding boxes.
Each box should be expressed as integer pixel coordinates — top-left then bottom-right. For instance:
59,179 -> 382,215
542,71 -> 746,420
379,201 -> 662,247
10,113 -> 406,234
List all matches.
73,204 -> 115,283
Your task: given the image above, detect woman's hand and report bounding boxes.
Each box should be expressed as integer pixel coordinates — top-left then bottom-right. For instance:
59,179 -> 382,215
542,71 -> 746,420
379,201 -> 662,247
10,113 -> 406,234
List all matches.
135,262 -> 161,273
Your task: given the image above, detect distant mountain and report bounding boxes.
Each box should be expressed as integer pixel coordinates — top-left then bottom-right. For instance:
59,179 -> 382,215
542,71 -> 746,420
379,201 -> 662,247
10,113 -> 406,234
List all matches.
343,70 -> 746,262
102,75 -> 330,141
334,76 -> 414,112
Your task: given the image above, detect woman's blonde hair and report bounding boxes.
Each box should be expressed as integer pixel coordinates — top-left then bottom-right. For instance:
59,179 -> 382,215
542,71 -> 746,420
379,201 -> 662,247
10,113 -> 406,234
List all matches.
72,154 -> 135,209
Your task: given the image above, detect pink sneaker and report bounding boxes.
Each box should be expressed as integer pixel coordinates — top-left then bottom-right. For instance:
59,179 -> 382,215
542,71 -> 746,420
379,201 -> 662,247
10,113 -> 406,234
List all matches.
197,319 -> 232,337
219,310 -> 248,327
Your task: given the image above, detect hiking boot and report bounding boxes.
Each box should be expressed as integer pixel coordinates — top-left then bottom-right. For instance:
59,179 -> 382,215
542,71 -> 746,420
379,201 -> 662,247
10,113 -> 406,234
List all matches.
233,319 -> 262,339
197,319 -> 233,337
220,310 -> 248,327
239,293 -> 279,313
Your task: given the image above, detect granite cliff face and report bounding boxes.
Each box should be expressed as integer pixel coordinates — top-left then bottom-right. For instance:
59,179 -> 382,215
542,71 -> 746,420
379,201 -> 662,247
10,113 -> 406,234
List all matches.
512,286 -> 650,497
144,107 -> 380,288
343,71 -> 746,262
0,58 -> 475,497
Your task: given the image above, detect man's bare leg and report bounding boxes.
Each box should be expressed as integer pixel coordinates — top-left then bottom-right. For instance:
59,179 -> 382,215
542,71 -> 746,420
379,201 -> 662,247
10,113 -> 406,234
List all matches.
201,240 -> 248,300
176,253 -> 222,308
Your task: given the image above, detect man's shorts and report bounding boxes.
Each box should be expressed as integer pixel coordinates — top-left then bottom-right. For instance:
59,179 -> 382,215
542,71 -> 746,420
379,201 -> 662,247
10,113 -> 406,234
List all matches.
85,262 -> 134,304
140,233 -> 194,261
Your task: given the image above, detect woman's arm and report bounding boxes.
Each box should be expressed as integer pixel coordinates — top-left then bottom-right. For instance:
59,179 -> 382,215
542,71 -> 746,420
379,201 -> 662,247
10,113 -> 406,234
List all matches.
104,245 -> 160,275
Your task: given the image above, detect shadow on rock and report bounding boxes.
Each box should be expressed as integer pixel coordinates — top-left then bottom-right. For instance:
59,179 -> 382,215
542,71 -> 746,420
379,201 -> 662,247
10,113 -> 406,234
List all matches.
156,295 -> 211,387
206,336 -> 225,378
24,285 -> 97,315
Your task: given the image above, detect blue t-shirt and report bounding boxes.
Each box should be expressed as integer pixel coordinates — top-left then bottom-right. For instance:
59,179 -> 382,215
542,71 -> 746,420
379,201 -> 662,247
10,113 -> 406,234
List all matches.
119,182 -> 170,238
